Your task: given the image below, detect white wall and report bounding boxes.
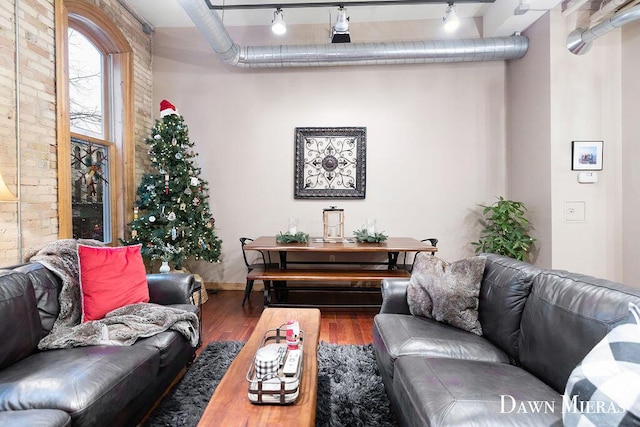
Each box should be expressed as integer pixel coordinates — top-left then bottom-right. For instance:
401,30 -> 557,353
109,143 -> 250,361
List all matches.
152,22 -> 508,286
548,11 -> 622,281
622,23 -> 640,287
507,13 -> 553,268
507,11 -> 624,281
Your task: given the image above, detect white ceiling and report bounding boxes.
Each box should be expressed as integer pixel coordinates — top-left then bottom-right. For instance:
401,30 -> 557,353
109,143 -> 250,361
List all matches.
125,0 -> 563,36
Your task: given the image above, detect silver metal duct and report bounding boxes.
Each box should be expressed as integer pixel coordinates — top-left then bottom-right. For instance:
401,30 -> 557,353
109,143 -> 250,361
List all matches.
567,4 -> 640,55
177,0 -> 528,68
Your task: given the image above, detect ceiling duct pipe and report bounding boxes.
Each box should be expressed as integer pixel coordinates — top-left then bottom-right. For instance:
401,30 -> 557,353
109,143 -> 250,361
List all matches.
567,4 -> 640,55
177,0 -> 528,68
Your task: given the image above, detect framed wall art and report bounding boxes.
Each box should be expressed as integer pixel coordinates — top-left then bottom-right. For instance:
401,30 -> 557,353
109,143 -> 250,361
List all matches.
571,140 -> 603,171
294,127 -> 366,199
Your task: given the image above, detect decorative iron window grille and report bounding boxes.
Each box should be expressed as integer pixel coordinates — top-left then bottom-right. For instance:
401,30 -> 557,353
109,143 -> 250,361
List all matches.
71,136 -> 111,242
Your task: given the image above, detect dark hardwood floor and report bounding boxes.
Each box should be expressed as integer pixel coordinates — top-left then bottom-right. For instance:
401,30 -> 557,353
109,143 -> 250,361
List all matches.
198,289 -> 378,355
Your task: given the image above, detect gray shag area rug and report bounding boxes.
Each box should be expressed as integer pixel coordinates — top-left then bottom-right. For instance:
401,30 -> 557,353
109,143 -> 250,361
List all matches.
144,341 -> 397,427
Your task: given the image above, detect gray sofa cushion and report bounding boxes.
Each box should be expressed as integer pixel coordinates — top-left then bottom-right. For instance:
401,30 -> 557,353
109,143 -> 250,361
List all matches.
0,345 -> 159,427
478,253 -> 543,361
137,330 -> 188,367
391,356 -> 562,427
0,271 -> 42,370
373,313 -> 509,385
518,270 -> 640,393
0,409 -> 71,427
14,263 -> 62,335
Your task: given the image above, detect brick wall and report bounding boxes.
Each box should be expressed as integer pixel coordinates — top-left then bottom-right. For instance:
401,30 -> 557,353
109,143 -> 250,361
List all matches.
0,0 -> 153,265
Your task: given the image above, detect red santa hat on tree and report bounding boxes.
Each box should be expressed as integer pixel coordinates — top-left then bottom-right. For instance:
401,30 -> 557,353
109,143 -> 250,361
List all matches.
160,99 -> 179,117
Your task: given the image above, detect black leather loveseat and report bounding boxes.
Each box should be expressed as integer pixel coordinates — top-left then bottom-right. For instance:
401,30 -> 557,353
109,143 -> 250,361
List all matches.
373,253 -> 640,426
0,262 -> 200,427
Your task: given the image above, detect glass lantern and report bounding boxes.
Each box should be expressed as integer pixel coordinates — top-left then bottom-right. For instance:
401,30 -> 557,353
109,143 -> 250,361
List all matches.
323,207 -> 344,241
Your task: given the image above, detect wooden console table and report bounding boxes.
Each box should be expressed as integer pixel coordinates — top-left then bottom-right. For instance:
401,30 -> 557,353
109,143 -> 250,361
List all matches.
198,308 -> 321,427
243,237 -> 436,307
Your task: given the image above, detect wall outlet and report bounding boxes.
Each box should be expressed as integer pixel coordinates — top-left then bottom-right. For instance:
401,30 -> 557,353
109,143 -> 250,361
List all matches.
329,255 -> 336,262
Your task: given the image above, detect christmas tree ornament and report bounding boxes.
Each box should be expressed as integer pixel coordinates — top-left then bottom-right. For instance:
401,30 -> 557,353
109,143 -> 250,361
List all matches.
164,174 -> 170,194
180,203 -> 186,211
160,206 -> 166,218
175,152 -> 183,160
184,187 -> 192,195
131,229 -> 137,238
133,206 -> 139,219
154,134 -> 161,140
190,177 -> 199,186
172,137 -> 177,146
149,215 -> 156,222
167,212 -> 176,221
171,227 -> 177,240
193,198 -> 200,206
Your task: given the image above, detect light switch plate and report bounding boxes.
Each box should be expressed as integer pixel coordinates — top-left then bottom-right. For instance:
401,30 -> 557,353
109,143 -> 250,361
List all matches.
565,201 -> 586,222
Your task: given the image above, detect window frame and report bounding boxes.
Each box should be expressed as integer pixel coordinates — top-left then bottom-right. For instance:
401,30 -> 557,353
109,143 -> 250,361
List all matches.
55,0 -> 135,243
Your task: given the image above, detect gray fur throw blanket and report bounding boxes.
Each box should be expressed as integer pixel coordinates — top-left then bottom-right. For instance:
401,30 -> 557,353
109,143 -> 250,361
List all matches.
29,239 -> 199,350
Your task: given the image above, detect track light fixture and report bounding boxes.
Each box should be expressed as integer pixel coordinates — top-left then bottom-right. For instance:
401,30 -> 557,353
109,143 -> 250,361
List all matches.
271,8 -> 286,35
331,7 -> 350,43
443,2 -> 460,32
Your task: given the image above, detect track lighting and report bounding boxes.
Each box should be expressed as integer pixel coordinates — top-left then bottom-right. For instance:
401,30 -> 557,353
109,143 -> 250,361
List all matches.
331,7 -> 350,43
271,8 -> 286,35
443,3 -> 460,32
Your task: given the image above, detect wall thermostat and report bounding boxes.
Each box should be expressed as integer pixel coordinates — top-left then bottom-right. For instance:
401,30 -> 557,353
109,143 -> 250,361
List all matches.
577,172 -> 598,184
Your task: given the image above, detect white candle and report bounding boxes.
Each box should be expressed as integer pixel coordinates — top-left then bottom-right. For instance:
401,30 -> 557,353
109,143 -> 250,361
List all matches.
288,218 -> 298,234
367,218 -> 376,235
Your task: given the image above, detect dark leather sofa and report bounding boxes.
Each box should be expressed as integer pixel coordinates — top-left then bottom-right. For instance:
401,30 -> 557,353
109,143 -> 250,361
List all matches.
373,253 -> 640,426
0,262 -> 201,427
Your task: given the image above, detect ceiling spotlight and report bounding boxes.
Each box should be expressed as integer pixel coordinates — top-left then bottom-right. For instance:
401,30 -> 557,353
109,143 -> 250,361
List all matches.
331,7 -> 351,43
271,8 -> 286,35
443,3 -> 460,32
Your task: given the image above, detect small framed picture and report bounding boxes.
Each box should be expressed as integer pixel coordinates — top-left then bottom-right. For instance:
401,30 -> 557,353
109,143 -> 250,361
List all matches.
571,140 -> 603,171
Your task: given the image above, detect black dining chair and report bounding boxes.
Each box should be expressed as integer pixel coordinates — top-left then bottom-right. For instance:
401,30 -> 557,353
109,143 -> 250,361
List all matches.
399,238 -> 438,272
240,237 -> 278,307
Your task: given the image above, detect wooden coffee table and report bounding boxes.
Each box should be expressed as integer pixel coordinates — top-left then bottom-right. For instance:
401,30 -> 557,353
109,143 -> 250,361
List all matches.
197,308 -> 321,426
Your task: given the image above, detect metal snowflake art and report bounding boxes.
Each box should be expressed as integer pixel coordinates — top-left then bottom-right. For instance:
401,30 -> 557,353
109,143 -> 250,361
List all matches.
294,127 -> 366,199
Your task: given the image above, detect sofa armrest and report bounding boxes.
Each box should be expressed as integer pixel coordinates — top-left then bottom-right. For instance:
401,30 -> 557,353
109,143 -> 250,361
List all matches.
147,273 -> 199,305
380,278 -> 411,314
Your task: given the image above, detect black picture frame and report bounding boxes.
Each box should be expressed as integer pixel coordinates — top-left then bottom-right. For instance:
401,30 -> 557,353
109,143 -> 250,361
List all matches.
571,140 -> 604,171
294,127 -> 366,199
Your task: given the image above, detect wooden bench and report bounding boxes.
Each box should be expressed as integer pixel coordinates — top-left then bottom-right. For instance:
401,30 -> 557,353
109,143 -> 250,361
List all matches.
247,267 -> 411,308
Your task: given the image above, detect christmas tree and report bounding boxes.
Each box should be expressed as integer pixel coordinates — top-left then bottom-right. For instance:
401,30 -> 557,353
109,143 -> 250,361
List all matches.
122,100 -> 222,270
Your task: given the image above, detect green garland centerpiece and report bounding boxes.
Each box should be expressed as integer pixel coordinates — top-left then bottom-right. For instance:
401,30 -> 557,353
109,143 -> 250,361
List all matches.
276,231 -> 310,244
353,229 -> 388,243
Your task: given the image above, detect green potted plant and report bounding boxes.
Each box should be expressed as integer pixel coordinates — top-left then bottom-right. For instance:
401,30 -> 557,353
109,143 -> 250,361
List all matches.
472,196 -> 535,261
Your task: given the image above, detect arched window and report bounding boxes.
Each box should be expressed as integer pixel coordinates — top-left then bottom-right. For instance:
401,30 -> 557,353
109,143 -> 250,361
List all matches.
55,0 -> 135,243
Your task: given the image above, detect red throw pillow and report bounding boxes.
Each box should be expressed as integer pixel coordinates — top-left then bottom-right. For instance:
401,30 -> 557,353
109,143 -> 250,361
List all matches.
78,244 -> 149,322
